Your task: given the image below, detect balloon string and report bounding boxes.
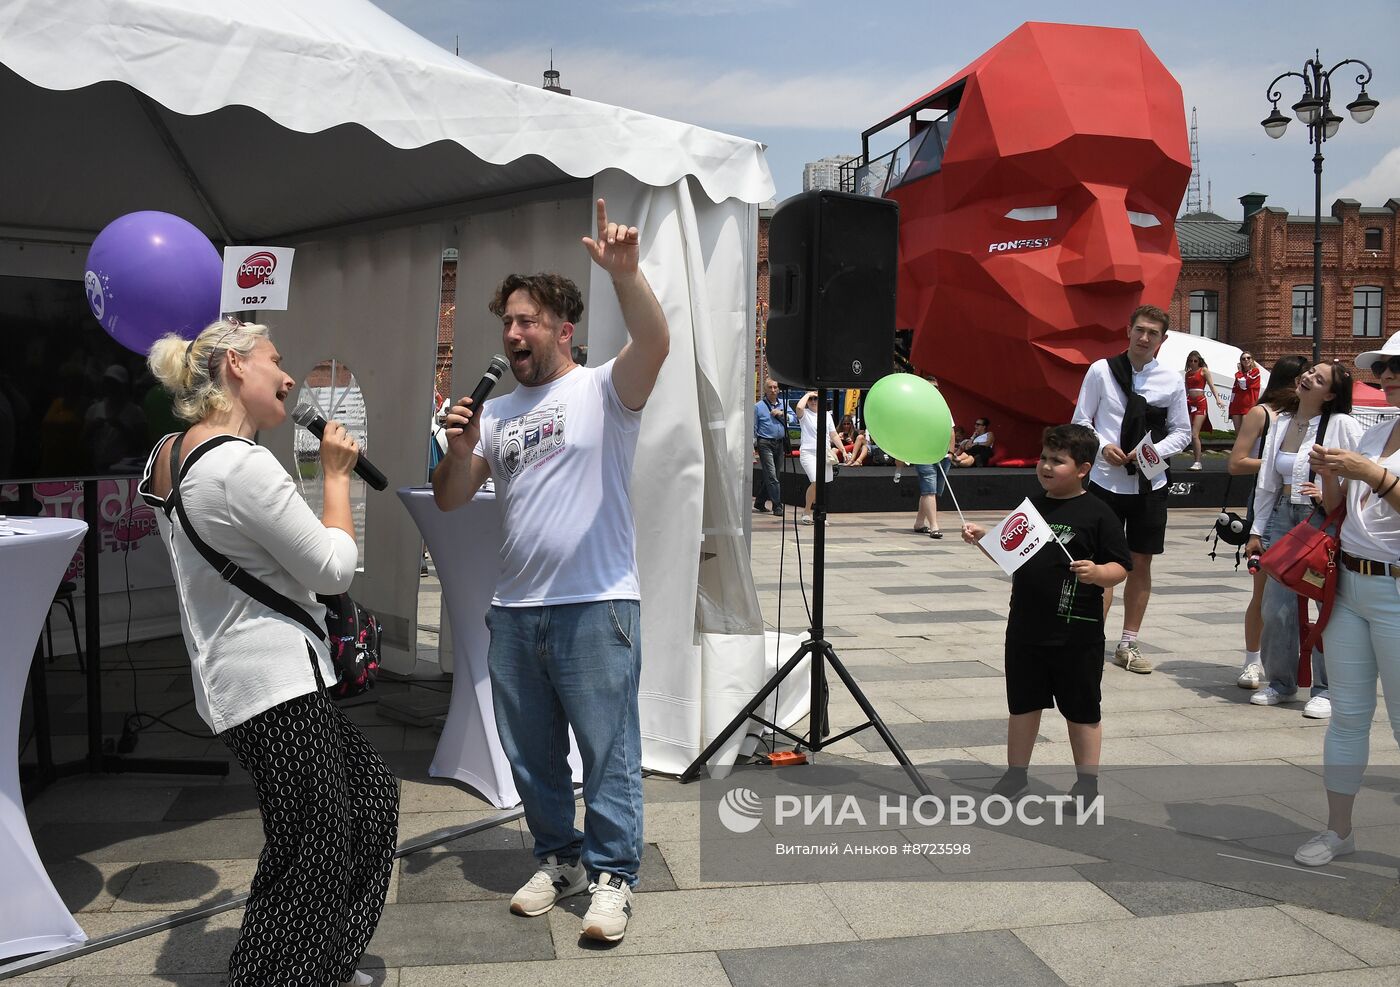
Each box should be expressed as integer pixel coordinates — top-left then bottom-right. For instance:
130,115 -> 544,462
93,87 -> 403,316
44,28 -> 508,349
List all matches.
937,461 -> 967,528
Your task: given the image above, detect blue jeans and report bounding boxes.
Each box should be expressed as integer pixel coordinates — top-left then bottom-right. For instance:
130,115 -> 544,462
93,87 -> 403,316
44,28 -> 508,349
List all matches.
1258,496 -> 1328,696
486,600 -> 644,886
1320,567 -> 1400,795
755,437 -> 784,511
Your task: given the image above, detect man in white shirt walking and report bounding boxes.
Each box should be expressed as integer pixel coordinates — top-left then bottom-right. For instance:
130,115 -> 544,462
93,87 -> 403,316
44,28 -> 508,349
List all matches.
1072,304 -> 1190,674
431,199 -> 668,943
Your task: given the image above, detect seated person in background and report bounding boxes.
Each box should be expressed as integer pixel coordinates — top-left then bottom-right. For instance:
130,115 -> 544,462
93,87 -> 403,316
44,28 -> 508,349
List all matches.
838,415 -> 857,456
953,417 -> 995,467
848,428 -> 871,466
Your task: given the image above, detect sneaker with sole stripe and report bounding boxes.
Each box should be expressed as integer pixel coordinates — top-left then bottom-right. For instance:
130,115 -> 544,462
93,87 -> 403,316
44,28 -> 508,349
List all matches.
510,855 -> 589,917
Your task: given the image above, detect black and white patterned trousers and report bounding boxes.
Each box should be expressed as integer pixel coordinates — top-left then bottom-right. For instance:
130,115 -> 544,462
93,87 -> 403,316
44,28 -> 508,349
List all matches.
219,687 -> 399,987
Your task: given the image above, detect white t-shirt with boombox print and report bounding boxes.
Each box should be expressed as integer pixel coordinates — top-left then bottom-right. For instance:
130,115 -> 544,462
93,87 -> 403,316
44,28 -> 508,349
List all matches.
474,360 -> 642,606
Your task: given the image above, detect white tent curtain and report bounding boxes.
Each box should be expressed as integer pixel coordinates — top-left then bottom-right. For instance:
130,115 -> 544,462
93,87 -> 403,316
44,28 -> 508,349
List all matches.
587,171 -> 807,774
269,222 -> 445,673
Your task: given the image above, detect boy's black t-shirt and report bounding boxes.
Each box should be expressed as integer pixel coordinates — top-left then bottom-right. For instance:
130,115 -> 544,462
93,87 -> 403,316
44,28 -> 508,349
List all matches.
1007,492 -> 1133,645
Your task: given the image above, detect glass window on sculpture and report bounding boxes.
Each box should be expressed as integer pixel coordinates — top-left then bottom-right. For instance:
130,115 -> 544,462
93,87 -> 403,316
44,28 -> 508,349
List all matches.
293,359 -> 367,570
870,22 -> 1192,463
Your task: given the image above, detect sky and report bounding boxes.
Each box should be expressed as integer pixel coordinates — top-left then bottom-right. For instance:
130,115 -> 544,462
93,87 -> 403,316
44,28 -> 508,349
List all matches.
372,0 -> 1400,217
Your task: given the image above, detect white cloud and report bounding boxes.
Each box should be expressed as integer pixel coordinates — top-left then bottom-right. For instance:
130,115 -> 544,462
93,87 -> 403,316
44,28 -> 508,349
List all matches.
1335,146 -> 1400,203
465,45 -> 954,134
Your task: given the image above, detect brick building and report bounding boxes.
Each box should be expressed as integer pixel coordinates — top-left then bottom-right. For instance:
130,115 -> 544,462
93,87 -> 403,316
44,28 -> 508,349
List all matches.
1172,195 -> 1400,366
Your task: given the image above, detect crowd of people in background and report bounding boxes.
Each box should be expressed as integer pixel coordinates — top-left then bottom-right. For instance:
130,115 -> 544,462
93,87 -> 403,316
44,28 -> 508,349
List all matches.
0,349 -> 182,479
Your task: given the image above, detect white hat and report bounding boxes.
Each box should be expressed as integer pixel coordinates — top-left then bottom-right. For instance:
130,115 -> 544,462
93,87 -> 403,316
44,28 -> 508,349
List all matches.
1355,331 -> 1400,372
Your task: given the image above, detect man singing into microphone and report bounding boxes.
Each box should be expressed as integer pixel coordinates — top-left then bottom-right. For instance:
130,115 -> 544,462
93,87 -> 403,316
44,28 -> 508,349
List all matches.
432,199 -> 667,943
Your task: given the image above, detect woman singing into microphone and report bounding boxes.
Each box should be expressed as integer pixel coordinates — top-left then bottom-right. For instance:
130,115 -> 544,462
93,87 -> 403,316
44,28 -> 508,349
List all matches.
140,318 -> 397,987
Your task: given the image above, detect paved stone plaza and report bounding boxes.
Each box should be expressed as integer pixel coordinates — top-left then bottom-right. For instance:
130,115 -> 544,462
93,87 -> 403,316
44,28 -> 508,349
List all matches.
8,507 -> 1400,986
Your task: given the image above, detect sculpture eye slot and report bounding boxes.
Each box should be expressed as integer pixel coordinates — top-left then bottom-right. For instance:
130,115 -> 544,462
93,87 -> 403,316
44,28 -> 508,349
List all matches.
1004,206 -> 1057,222
1127,210 -> 1161,228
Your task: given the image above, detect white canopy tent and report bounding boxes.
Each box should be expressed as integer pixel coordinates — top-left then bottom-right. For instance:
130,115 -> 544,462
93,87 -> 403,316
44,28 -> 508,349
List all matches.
0,0 -> 793,774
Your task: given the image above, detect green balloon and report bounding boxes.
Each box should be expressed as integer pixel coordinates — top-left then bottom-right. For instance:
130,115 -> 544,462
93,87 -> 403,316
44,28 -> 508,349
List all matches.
864,373 -> 953,465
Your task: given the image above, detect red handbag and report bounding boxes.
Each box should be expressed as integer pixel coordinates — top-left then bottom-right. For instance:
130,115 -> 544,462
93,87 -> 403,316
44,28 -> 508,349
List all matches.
1259,504 -> 1344,683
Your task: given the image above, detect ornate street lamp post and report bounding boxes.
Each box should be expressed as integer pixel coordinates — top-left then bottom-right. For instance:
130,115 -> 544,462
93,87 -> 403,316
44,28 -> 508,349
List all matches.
1262,53 -> 1379,365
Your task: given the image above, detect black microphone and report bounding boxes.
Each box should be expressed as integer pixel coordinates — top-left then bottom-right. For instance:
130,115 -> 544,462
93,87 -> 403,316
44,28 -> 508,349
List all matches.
291,403 -> 388,491
469,354 -> 511,414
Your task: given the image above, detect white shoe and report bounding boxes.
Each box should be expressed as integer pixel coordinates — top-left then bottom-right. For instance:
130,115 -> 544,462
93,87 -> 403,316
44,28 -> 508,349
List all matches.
892,471 -> 902,483
1303,691 -> 1332,719
1249,685 -> 1297,706
1189,461 -> 1203,471
1111,642 -> 1153,674
581,872 -> 634,942
1236,662 -> 1265,689
799,514 -> 813,525
340,972 -> 373,987
510,855 -> 589,916
1295,829 -> 1354,867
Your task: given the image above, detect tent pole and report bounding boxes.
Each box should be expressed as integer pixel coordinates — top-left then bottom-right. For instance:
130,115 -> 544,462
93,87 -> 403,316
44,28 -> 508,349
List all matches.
134,93 -> 236,244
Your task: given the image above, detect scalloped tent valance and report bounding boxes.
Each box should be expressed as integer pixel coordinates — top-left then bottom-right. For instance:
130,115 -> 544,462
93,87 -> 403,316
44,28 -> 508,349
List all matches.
0,0 -> 774,240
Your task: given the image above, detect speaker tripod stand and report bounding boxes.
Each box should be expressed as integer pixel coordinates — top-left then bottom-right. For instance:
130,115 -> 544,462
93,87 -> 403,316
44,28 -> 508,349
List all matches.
680,389 -> 932,796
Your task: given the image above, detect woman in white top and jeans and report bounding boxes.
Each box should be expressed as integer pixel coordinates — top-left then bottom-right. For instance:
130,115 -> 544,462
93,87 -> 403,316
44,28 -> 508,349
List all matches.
139,319 -> 397,987
796,390 -> 847,524
1301,332 -> 1400,866
1245,360 -> 1360,717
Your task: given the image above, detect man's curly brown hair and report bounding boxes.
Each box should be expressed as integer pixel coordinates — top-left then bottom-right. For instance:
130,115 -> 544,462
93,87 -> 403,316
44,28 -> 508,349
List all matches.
489,273 -> 584,324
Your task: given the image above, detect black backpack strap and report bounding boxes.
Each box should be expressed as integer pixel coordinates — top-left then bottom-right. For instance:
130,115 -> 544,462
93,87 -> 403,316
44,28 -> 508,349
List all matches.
1307,410 -> 1332,486
170,435 -> 327,643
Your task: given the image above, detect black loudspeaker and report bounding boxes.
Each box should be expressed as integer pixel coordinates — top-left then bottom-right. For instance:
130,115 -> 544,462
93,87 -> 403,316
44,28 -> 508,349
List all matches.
765,190 -> 898,389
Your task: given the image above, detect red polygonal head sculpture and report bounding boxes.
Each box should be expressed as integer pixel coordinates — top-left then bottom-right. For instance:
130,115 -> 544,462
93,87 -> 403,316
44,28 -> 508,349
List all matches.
886,22 -> 1190,463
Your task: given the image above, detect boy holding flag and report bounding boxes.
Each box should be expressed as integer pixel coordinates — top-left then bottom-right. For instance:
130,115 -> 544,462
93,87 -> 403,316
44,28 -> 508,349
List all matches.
961,424 -> 1132,799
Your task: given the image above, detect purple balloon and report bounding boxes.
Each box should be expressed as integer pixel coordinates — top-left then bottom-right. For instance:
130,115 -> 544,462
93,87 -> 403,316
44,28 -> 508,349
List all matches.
84,211 -> 222,354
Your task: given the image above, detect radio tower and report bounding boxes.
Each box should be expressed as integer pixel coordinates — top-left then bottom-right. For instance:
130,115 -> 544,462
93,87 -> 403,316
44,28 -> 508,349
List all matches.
1186,106 -> 1203,215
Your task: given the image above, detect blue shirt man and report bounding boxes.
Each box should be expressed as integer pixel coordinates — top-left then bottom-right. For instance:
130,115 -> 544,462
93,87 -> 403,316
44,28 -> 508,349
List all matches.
753,378 -> 786,515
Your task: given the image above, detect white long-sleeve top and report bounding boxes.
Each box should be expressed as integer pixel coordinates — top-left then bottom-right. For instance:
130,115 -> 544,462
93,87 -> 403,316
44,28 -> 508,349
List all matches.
139,434 -> 358,732
1249,411 -> 1362,537
1072,356 -> 1191,493
1340,421 -> 1400,564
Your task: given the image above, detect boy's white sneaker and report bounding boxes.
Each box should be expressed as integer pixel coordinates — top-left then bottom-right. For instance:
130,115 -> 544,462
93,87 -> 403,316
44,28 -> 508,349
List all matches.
510,855 -> 589,916
581,872 -> 633,942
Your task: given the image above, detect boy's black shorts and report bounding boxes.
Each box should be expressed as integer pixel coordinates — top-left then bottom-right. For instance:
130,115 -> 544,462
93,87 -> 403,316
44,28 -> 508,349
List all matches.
1088,481 -> 1168,556
1005,638 -> 1104,724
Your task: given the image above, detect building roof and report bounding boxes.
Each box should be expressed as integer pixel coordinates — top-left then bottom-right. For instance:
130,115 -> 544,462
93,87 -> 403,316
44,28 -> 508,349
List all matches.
1176,214 -> 1249,260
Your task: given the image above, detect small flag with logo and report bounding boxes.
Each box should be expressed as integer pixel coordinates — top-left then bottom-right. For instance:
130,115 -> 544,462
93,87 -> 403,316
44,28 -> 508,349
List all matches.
1130,434 -> 1168,482
979,498 -> 1053,576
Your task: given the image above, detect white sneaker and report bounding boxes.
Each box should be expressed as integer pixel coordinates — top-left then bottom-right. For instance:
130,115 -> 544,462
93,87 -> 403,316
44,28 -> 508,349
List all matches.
1189,461 -> 1203,471
892,471 -> 902,483
340,972 -> 373,987
1112,642 -> 1153,674
1303,691 -> 1332,718
799,514 -> 813,525
1295,829 -> 1354,866
581,872 -> 633,942
1249,685 -> 1297,706
510,855 -> 589,916
1236,662 -> 1265,689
